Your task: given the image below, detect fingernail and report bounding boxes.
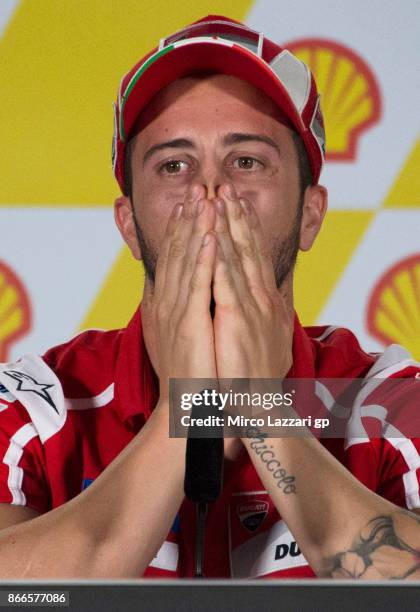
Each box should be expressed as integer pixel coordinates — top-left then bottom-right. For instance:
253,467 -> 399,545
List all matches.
224,184 -> 234,198
173,203 -> 183,219
202,233 -> 212,246
187,185 -> 202,202
196,199 -> 205,216
240,198 -> 250,214
215,199 -> 225,216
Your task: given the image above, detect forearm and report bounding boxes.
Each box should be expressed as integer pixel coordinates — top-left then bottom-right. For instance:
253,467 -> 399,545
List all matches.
0,401 -> 186,578
243,429 -> 420,579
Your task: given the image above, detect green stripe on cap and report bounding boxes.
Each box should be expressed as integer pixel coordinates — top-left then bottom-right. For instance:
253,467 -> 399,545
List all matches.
119,45 -> 174,141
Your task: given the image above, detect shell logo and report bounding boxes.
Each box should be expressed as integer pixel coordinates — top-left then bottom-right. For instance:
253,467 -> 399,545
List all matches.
285,38 -> 382,161
0,261 -> 32,362
366,254 -> 420,360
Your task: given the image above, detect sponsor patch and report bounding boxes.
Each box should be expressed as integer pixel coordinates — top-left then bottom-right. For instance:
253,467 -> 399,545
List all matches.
237,500 -> 269,533
230,517 -> 308,578
229,492 -> 309,577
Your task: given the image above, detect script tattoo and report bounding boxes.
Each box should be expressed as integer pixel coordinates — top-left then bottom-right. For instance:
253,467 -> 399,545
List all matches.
245,426 -> 296,494
324,512 -> 420,579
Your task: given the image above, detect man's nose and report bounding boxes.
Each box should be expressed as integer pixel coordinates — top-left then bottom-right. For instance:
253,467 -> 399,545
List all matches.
196,162 -> 226,200
205,181 -> 221,201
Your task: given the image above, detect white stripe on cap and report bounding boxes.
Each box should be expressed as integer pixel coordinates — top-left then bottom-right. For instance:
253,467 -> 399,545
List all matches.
269,50 -> 311,114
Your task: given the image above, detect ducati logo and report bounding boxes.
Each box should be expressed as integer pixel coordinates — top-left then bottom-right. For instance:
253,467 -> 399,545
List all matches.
237,500 -> 269,533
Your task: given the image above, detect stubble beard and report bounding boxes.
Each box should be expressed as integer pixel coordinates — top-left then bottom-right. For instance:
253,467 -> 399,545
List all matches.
132,202 -> 302,291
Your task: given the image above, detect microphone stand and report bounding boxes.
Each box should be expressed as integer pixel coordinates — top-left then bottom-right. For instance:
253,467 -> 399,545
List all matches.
195,502 -> 207,578
184,406 -> 224,578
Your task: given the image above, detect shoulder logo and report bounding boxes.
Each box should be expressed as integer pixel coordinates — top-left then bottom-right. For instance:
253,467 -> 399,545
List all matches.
3,370 -> 58,413
237,500 -> 269,533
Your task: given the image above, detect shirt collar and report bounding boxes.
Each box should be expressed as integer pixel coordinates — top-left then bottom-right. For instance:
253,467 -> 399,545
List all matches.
288,312 -> 317,378
114,306 -> 158,425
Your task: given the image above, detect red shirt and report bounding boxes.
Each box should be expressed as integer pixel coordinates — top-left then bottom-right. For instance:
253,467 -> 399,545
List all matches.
0,308 -> 419,578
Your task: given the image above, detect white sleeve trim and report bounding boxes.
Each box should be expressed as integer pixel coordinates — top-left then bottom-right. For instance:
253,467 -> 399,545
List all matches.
3,422 -> 38,506
148,541 -> 179,572
66,383 -> 114,411
313,326 -> 340,342
386,437 -> 420,510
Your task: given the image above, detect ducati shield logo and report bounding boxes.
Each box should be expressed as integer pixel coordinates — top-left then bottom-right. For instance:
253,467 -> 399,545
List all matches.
237,501 -> 269,533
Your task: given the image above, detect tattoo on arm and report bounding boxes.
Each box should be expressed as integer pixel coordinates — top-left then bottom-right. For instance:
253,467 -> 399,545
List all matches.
324,512 -> 420,579
245,426 -> 296,494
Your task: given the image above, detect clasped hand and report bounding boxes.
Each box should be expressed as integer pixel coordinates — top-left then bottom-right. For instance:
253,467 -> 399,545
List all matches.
143,183 -> 294,401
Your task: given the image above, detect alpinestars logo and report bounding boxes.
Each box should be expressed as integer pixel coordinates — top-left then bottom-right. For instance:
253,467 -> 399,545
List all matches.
237,501 -> 269,533
3,370 -> 58,414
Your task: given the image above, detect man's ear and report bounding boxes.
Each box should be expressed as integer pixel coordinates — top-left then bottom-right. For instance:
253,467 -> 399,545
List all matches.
114,196 -> 142,260
299,184 -> 328,252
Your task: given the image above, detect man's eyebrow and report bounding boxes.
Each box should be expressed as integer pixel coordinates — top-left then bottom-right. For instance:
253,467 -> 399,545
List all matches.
222,133 -> 281,154
142,133 -> 281,165
143,138 -> 195,165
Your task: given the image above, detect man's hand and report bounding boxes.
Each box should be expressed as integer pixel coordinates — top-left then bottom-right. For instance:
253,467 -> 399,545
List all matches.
212,183 -> 293,380
142,186 -> 218,401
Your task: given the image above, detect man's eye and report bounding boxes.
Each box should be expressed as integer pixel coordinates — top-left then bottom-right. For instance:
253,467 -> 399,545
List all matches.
233,157 -> 262,170
160,160 -> 189,174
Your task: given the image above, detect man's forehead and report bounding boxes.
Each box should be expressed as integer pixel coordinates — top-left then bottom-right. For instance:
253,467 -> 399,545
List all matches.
156,73 -> 270,102
132,73 -> 292,143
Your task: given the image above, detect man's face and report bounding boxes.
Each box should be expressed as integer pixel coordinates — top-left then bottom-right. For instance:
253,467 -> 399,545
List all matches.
126,74 -> 305,288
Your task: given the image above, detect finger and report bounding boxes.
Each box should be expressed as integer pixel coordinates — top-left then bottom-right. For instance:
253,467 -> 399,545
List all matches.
182,184 -> 207,220
214,197 -> 249,297
176,197 -> 216,299
186,232 -> 217,314
218,184 -> 265,293
213,236 -> 242,309
155,185 -> 204,304
215,188 -> 264,299
213,206 -> 251,312
243,198 -> 278,294
213,198 -> 237,265
154,201 -> 184,299
219,183 -> 256,253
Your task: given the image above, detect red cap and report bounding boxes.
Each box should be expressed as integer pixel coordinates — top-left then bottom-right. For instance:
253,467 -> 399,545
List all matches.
112,15 -> 326,193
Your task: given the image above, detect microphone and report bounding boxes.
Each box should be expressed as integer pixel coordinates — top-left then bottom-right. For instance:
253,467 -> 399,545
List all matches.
184,291 -> 223,577
184,409 -> 224,503
184,297 -> 222,502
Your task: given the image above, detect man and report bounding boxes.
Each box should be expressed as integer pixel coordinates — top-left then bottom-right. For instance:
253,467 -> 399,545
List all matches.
0,15 -> 419,579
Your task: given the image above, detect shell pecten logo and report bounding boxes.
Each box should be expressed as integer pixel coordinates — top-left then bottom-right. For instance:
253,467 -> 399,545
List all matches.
366,254 -> 420,360
286,38 -> 382,161
0,261 -> 32,361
